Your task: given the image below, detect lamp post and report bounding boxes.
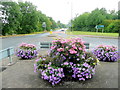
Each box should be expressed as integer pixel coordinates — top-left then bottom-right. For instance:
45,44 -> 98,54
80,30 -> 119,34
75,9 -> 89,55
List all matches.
71,1 -> 73,32
67,0 -> 73,32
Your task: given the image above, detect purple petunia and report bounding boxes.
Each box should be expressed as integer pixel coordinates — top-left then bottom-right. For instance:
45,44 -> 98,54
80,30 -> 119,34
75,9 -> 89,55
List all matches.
93,45 -> 118,62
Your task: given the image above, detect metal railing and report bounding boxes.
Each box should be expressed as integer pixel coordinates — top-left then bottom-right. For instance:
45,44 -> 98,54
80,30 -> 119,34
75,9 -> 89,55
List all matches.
0,47 -> 14,65
39,42 -> 90,49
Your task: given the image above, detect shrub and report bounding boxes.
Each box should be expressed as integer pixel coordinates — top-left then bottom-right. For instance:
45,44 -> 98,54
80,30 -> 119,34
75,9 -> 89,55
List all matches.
16,43 -> 37,59
34,38 -> 98,86
93,45 -> 118,62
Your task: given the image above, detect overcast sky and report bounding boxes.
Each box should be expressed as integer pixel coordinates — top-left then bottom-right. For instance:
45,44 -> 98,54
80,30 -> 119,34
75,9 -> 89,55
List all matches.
15,0 -> 120,24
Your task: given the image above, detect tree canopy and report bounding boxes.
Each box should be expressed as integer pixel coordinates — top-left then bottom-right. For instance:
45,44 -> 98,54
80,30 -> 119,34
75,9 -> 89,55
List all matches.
0,1 -> 66,35
72,8 -> 119,33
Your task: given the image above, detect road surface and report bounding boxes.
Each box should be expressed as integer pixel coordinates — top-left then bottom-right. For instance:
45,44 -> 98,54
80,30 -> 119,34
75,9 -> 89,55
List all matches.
1,30 -> 118,51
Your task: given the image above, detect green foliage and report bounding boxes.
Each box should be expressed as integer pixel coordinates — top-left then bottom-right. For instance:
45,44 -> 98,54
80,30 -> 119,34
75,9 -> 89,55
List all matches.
48,17 -> 58,29
72,8 -> 118,33
1,1 -> 60,35
57,21 -> 66,28
1,2 -> 22,35
106,20 -> 120,33
73,12 -> 90,31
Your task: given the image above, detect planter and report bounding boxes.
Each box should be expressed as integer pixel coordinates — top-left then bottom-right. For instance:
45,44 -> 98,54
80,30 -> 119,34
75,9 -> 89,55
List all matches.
16,43 -> 38,59
34,38 -> 98,86
93,45 -> 118,62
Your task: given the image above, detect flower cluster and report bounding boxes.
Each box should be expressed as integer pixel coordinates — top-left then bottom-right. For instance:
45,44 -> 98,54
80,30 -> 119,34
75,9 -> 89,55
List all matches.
51,38 -> 86,54
93,45 -> 118,62
34,38 -> 98,86
71,63 -> 95,81
19,43 -> 36,50
41,66 -> 65,86
50,38 -> 86,62
16,43 -> 37,59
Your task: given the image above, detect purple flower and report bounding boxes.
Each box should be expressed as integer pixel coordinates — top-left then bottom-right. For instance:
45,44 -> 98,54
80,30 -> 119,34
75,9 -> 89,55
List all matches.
64,62 -> 69,65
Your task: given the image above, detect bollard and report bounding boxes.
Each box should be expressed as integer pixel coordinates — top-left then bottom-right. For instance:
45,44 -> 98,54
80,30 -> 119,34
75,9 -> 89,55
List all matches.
50,29 -> 53,34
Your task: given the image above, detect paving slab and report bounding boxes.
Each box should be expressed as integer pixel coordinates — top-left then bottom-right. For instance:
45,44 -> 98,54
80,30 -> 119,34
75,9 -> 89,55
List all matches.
1,59 -> 118,88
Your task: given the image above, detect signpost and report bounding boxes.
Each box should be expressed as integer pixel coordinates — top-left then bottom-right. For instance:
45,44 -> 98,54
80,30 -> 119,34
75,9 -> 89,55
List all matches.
42,22 -> 46,32
95,25 -> 104,33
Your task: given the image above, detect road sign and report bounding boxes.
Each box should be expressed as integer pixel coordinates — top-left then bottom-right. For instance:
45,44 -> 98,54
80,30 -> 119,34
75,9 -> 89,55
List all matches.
42,22 -> 46,28
95,25 -> 104,33
95,25 -> 104,29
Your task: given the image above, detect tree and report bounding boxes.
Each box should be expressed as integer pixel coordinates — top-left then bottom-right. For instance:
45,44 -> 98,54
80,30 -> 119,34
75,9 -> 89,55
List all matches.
48,17 -> 57,29
72,8 -> 118,32
73,12 -> 90,31
1,1 -> 57,35
18,2 -> 39,34
57,21 -> 66,28
1,2 -> 22,35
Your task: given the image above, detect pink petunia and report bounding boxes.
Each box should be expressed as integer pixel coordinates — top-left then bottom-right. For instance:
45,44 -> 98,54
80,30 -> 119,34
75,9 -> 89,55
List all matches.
69,48 -> 77,54
51,46 -> 56,49
72,45 -> 77,49
79,48 -> 82,50
57,48 -> 64,52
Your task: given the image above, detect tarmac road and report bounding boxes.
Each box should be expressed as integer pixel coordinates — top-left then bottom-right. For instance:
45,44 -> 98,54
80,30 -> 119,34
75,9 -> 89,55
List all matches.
55,31 -> 118,50
1,30 -> 118,51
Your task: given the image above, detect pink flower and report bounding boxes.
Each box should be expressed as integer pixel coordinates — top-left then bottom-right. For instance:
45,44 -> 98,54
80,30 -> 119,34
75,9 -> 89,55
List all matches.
51,46 -> 56,49
79,48 -> 82,50
19,43 -> 27,47
82,45 -> 86,49
69,48 -> 77,54
106,49 -> 109,51
57,48 -> 64,52
112,48 -> 116,51
52,40 -> 58,43
72,45 -> 77,49
61,40 -> 66,44
98,45 -> 104,47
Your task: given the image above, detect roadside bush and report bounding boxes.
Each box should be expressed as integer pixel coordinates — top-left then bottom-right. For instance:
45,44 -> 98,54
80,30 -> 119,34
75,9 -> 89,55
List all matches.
93,45 -> 118,62
34,38 -> 99,86
16,43 -> 38,59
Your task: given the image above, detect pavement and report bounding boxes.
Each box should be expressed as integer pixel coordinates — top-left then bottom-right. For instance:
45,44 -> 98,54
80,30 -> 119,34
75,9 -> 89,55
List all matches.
0,32 -> 119,89
1,55 -> 118,88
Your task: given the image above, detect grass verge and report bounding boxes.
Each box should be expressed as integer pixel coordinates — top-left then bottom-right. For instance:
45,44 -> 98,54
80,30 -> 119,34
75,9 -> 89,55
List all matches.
0,31 -> 46,38
66,31 -> 119,37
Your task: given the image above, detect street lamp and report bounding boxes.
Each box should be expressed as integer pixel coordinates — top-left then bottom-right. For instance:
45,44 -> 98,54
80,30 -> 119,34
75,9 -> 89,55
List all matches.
67,0 -> 73,32
70,1 -> 73,32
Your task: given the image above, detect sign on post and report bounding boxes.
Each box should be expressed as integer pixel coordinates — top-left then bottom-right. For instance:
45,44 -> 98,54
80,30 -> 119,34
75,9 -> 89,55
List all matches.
42,22 -> 46,31
95,25 -> 104,33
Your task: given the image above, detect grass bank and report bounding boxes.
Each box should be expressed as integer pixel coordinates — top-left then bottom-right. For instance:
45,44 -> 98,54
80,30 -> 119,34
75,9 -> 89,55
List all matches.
0,31 -> 46,38
66,31 -> 119,37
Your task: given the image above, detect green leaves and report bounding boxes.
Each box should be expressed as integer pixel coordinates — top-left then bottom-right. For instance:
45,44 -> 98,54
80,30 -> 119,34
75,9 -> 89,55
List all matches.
72,8 -> 118,33
1,1 -> 58,35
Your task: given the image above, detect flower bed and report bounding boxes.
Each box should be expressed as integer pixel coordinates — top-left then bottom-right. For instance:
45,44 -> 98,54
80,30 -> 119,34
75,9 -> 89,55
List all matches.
93,45 -> 118,62
34,38 -> 98,86
16,43 -> 37,59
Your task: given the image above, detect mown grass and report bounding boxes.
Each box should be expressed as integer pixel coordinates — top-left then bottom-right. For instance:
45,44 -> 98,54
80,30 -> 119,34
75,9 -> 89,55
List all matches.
66,30 -> 119,37
0,31 -> 45,38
